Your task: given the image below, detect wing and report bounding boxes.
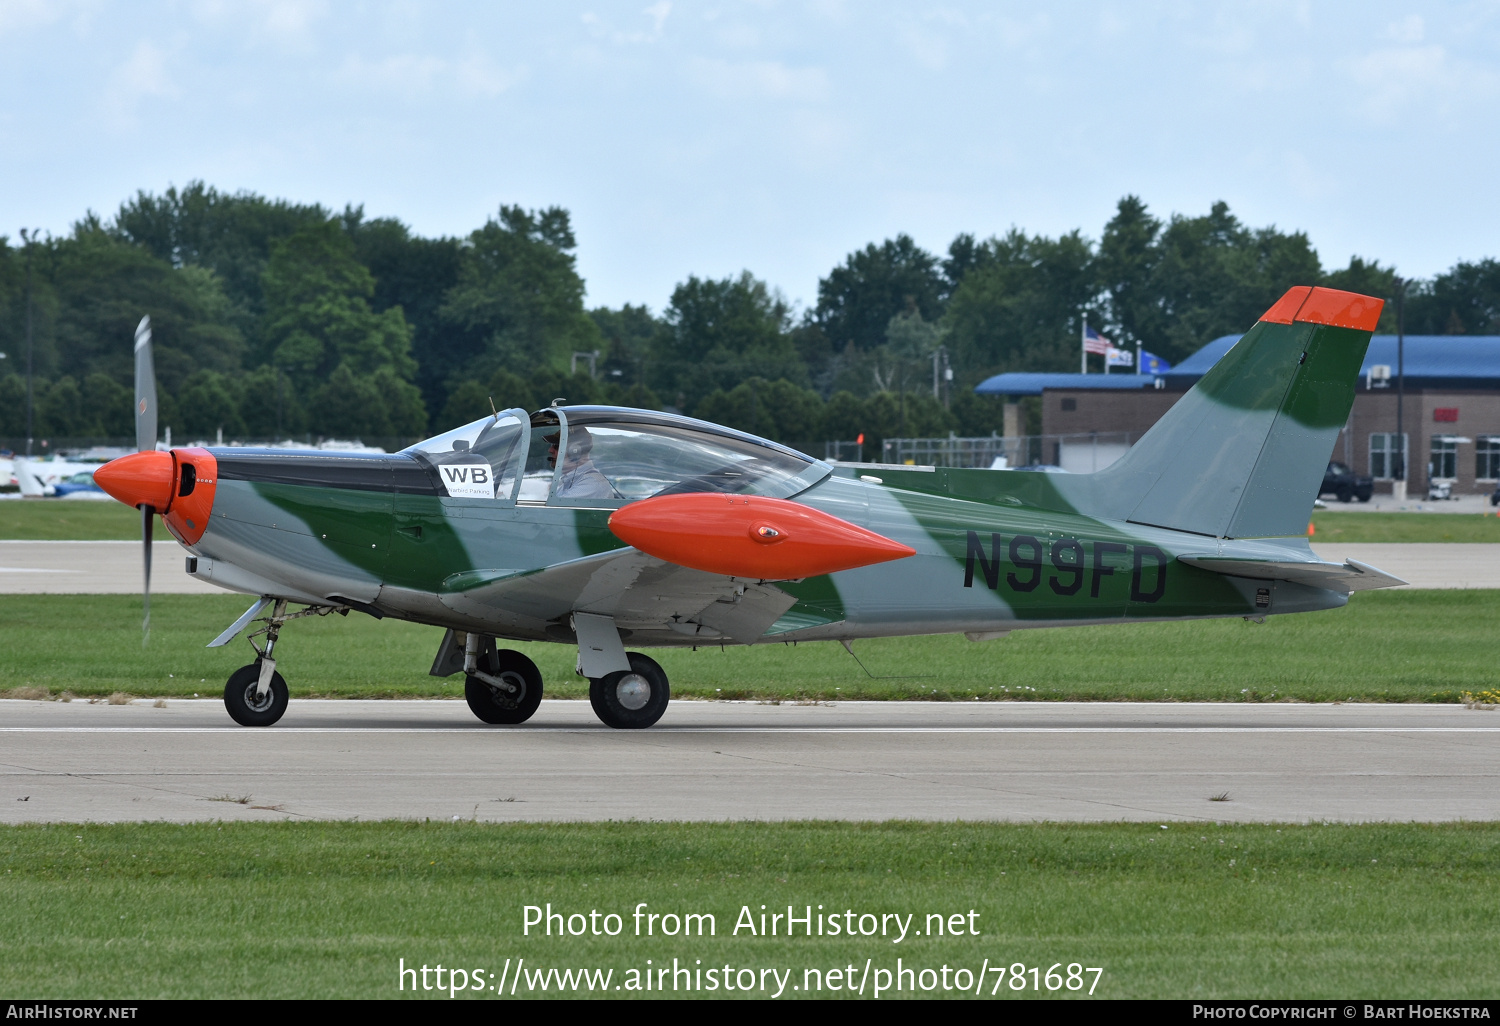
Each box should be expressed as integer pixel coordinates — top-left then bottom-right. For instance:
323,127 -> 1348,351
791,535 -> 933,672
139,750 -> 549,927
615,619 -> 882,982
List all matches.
1177,554 -> 1407,593
436,547 -> 798,644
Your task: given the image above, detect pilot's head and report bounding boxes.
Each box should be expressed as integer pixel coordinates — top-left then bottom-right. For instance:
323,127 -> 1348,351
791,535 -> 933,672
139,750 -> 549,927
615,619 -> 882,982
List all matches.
564,427 -> 593,462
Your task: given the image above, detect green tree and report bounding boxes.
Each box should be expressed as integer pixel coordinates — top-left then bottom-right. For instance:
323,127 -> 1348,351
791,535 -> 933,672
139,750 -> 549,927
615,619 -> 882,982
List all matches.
692,377 -> 824,449
590,304 -> 665,386
438,206 -> 600,389
176,370 -> 245,440
816,235 -> 947,352
942,228 -> 1097,381
656,272 -> 805,408
1405,259 -> 1500,335
347,213 -> 463,417
113,181 -> 330,336
237,364 -> 304,439
37,376 -> 85,436
259,220 -> 425,436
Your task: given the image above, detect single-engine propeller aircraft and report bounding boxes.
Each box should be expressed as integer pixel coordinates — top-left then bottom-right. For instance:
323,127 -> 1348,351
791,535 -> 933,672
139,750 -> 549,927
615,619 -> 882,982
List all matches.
94,287 -> 1402,729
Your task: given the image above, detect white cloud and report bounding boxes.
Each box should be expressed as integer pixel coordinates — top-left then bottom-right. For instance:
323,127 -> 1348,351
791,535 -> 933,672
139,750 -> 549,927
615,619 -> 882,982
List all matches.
0,0 -> 69,37
190,0 -> 326,53
581,2 -> 671,45
104,39 -> 178,129
337,52 -> 448,94
1386,14 -> 1424,44
335,50 -> 524,99
688,57 -> 829,102
1344,42 -> 1499,123
455,53 -> 526,97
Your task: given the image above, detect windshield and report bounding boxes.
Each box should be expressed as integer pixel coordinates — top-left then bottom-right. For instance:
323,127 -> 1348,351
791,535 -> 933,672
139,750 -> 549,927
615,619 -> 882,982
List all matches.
542,413 -> 826,506
402,411 -> 528,501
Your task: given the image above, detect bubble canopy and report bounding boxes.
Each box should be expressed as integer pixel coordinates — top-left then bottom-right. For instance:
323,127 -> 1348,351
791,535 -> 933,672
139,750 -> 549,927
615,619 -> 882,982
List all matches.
404,406 -> 829,506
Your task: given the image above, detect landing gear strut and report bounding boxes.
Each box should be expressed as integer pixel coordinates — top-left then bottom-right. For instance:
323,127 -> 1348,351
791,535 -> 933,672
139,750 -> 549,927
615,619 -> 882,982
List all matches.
224,598 -> 291,726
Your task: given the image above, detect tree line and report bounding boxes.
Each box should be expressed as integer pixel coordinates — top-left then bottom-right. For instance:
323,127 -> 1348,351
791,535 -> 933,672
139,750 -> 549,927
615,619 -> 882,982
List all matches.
1,183 -> 1496,456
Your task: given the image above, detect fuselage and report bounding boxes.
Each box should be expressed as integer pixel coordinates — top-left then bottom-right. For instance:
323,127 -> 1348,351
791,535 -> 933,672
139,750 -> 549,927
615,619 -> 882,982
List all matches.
172,412 -> 1343,648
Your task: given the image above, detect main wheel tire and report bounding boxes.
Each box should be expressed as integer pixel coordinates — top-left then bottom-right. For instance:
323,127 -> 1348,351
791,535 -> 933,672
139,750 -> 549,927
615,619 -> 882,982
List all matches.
589,652 -> 669,729
464,649 -> 544,725
224,661 -> 289,727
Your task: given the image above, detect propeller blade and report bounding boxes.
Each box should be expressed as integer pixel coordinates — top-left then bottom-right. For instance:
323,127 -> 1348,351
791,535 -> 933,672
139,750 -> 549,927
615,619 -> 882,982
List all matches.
134,315 -> 156,453
141,503 -> 153,644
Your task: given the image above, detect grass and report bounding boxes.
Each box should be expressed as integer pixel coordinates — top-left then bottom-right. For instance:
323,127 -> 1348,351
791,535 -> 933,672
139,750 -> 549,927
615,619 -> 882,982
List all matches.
0,820 -> 1495,999
1309,511 -> 1500,542
2,500 -> 1499,542
0,500 -> 141,540
0,590 -> 1493,703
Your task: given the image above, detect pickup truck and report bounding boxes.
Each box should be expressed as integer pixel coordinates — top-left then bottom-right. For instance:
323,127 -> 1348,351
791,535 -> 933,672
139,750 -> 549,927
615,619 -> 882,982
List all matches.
1320,461 -> 1373,503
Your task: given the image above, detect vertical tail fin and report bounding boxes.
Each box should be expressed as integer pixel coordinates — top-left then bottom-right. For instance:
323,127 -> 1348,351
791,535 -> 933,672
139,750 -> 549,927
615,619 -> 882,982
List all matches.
1087,287 -> 1382,539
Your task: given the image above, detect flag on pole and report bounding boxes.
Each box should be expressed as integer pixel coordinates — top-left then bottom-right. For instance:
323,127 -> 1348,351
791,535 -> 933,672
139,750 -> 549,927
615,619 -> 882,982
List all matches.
1138,349 -> 1172,374
1106,345 -> 1133,368
1083,326 -> 1111,355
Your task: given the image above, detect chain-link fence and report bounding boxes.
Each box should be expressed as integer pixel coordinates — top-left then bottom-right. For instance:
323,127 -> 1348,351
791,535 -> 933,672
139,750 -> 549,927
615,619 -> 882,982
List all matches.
825,432 -> 1140,472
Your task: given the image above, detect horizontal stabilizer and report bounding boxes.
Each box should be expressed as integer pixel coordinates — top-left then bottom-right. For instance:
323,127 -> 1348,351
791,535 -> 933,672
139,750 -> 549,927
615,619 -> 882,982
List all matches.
1177,554 -> 1406,593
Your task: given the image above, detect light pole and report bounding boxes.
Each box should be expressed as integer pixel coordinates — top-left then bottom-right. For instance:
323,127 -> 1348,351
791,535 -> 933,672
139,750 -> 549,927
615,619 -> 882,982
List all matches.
1393,277 -> 1407,502
19,228 -> 38,457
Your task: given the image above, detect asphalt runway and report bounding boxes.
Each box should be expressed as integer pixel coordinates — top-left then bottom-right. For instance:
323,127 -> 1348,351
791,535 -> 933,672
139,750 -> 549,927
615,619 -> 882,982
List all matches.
2,540 -> 1497,593
3,699 -> 1496,824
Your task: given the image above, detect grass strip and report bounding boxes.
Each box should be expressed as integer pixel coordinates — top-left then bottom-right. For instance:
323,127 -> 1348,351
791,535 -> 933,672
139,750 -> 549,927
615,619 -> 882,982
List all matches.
0,500 -> 141,540
2,501 -> 1498,542
1309,511 -> 1500,542
0,820 -> 1494,999
0,590 -> 1490,703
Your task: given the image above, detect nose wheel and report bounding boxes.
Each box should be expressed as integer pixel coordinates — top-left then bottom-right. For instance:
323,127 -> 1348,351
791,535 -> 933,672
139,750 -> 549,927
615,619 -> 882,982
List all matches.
224,661 -> 289,726
589,652 -> 670,729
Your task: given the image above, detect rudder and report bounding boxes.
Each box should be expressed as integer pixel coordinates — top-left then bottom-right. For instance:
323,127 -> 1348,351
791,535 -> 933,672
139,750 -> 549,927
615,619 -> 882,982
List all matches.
1087,286 -> 1382,539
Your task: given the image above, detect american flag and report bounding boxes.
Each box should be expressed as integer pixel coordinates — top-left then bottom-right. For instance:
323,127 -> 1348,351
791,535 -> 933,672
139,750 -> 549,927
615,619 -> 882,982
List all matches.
1083,326 -> 1111,355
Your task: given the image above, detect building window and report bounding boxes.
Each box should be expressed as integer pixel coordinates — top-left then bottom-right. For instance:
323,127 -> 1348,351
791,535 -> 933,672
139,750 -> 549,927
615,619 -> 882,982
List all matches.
1478,437 -> 1500,481
1430,436 -> 1458,481
1370,433 -> 1407,480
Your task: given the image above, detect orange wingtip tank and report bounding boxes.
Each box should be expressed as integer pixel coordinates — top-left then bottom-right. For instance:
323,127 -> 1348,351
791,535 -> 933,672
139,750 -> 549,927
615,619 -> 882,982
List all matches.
93,447 -> 217,546
1259,286 -> 1383,332
608,493 -> 916,580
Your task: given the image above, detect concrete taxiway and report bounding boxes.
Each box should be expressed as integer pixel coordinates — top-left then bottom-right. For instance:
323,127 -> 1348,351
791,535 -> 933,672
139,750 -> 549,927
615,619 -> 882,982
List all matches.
2,699 -> 1496,824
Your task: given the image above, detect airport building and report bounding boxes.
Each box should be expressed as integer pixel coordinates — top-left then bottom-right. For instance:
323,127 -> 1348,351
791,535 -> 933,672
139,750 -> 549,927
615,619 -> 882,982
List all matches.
974,335 -> 1500,496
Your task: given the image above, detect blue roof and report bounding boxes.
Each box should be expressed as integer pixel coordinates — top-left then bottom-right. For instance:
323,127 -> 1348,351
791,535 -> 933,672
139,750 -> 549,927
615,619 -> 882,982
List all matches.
974,335 -> 1500,396
973,372 -> 1159,397
1163,334 -> 1500,390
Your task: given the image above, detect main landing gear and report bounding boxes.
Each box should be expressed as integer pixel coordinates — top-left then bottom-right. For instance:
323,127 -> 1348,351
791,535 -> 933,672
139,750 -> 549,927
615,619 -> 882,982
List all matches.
463,635 -> 544,725
449,630 -> 669,729
589,652 -> 670,730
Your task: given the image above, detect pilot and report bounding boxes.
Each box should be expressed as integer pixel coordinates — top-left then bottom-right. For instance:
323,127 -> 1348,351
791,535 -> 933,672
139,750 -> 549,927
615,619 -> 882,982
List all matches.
550,427 -> 616,499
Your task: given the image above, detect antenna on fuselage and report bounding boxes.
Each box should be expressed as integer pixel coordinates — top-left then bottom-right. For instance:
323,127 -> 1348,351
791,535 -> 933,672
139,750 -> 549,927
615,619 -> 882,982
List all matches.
488,396 -> 498,421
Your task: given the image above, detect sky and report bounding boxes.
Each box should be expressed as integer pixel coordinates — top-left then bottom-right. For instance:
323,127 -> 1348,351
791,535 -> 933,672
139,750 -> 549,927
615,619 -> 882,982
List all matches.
2,1 -> 1498,314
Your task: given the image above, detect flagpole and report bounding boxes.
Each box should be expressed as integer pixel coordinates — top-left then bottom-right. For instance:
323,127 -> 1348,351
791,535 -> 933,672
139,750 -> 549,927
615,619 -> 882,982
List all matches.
1081,318 -> 1087,374
1137,342 -> 1143,377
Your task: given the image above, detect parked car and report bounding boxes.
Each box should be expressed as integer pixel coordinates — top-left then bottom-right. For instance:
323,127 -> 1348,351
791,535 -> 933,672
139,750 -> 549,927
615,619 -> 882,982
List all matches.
1492,482 -> 1499,507
1320,461 -> 1373,503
